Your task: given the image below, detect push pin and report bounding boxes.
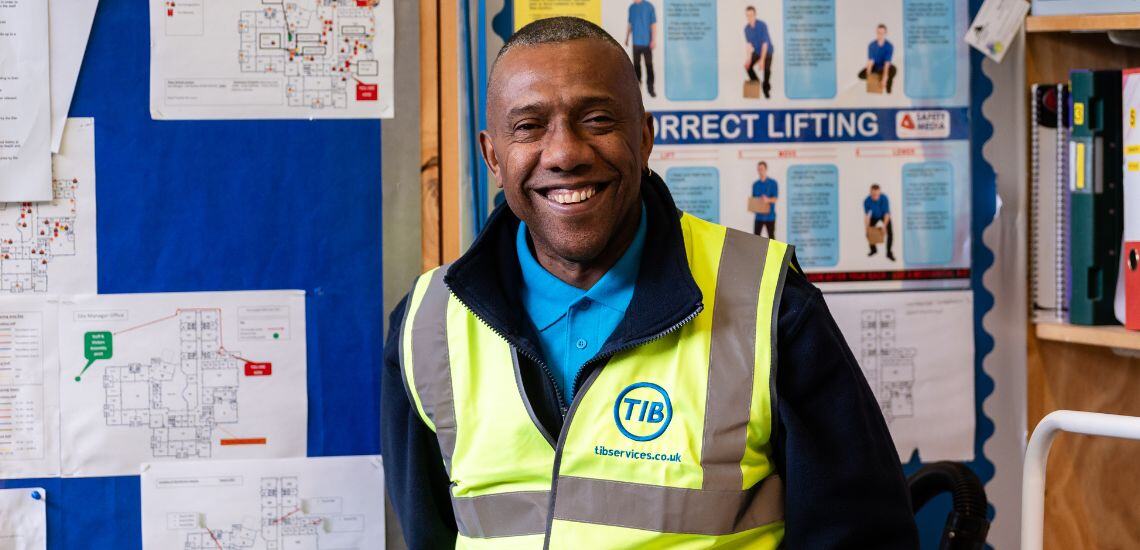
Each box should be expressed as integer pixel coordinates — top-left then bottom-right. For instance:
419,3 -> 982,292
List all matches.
30,490 -> 42,501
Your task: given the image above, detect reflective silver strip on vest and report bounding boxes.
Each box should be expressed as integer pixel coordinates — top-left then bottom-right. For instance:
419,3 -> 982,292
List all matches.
702,229 -> 769,491
553,474 -> 784,535
409,268 -> 458,473
452,490 -> 551,538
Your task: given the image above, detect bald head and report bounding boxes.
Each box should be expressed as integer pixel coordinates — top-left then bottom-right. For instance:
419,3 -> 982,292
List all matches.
488,17 -> 642,117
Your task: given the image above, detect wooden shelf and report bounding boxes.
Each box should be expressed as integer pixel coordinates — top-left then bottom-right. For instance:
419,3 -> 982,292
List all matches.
1027,14 -> 1140,33
1036,322 -> 1140,351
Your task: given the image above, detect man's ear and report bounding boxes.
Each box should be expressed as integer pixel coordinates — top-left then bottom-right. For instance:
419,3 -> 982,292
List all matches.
478,131 -> 504,189
640,112 -> 655,170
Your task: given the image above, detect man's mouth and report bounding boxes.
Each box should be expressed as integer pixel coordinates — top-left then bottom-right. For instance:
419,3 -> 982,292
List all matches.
539,182 -> 606,206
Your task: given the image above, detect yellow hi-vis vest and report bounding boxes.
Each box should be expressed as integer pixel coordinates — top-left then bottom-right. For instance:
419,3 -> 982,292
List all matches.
400,213 -> 792,549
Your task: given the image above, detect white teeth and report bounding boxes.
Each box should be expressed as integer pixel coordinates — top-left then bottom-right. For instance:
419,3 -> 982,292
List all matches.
549,185 -> 596,205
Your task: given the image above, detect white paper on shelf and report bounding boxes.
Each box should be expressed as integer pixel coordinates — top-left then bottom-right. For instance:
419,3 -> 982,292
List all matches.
0,0 -> 53,201
59,290 -> 308,477
0,298 -> 60,479
0,487 -> 47,550
141,456 -> 385,550
48,0 -> 101,153
824,290 -> 976,461
1,118 -> 99,296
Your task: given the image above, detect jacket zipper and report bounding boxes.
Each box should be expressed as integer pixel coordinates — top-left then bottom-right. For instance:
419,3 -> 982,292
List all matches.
443,282 -> 568,415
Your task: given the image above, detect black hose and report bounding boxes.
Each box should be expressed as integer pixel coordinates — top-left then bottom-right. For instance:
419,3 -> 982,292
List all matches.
907,461 -> 990,550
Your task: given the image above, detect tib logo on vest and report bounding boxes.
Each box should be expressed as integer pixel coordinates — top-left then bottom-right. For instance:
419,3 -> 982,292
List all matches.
613,382 -> 673,442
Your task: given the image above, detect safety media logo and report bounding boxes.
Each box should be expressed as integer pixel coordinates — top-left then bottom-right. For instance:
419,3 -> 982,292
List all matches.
613,382 -> 673,442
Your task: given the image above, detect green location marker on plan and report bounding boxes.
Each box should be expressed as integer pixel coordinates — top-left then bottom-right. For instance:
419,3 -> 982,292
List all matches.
75,331 -> 112,382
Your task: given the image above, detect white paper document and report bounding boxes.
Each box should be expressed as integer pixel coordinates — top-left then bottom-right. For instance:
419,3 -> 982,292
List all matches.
141,456 -> 385,550
48,0 -> 101,153
0,488 -> 47,550
1,118 -> 98,296
824,290 -> 976,461
964,0 -> 1029,63
0,0 -> 53,201
58,290 -> 308,477
0,298 -> 60,479
149,0 -> 394,120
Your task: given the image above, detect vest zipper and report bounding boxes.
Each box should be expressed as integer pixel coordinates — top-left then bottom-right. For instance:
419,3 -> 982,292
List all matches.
543,302 -> 703,549
567,303 -> 704,399
444,280 -> 704,547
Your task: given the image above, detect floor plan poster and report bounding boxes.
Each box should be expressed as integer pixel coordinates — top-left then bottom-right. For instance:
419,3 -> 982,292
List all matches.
149,0 -> 394,120
0,118 -> 98,296
141,456 -> 385,550
824,290 -> 975,461
0,488 -> 47,550
514,0 -> 971,290
0,298 -> 60,479
58,290 -> 308,477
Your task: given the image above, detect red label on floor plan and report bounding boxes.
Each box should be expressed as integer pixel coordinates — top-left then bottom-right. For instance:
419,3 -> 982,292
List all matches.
356,83 -> 378,101
244,362 -> 272,376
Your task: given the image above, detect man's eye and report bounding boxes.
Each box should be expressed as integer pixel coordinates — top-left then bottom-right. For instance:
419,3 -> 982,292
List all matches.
586,116 -> 614,124
515,122 -> 541,132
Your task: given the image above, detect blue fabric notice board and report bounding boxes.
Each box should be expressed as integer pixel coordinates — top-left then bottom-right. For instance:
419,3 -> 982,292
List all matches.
0,1 -> 385,548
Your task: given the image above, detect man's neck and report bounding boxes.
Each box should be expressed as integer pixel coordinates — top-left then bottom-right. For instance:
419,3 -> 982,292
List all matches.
529,206 -> 641,290
877,38 -> 886,46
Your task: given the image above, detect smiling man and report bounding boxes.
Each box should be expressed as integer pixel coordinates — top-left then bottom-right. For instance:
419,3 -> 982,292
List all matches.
381,17 -> 918,549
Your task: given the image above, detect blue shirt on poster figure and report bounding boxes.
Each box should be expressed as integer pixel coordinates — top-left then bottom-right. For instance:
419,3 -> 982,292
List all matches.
516,204 -> 647,406
864,194 -> 891,220
628,1 -> 656,47
744,20 -> 773,54
868,39 -> 894,71
752,178 -> 778,222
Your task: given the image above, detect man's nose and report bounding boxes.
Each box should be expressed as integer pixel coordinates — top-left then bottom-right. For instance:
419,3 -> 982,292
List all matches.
539,123 -> 592,173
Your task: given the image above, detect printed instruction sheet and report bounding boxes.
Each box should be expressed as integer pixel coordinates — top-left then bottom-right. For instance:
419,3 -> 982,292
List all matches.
0,298 -> 60,479
141,456 -> 385,550
824,290 -> 976,461
48,0 -> 101,152
149,0 -> 395,119
58,290 -> 308,477
0,488 -> 47,550
1,118 -> 98,296
0,0 -> 53,201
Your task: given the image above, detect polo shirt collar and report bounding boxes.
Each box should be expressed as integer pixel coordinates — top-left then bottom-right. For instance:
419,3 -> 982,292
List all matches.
516,204 -> 648,331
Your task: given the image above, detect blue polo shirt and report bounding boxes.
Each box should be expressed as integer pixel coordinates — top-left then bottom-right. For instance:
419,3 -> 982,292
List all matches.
868,39 -> 894,71
517,206 -> 647,406
628,2 -> 656,47
744,20 -> 773,55
752,177 -> 778,222
864,194 -> 890,219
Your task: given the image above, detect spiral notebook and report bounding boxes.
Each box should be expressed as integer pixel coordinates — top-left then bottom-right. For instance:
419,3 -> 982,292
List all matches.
1030,83 -> 1070,323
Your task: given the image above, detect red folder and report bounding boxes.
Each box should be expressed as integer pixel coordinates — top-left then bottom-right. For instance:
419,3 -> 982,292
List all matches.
1127,242 -> 1140,330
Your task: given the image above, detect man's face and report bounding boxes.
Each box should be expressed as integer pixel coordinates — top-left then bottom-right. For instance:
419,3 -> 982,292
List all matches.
876,26 -> 886,41
757,163 -> 767,179
746,9 -> 756,24
870,187 -> 881,200
480,40 -> 652,263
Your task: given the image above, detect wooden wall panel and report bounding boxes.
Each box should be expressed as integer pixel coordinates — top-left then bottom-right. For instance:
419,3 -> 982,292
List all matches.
420,0 -> 442,269
1025,31 -> 1140,550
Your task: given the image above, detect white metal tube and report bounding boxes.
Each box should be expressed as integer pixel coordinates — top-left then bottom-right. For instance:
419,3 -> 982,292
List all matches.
1021,410 -> 1140,550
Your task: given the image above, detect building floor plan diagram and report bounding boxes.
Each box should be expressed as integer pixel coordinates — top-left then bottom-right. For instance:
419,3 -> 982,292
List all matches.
150,1 -> 394,119
141,456 -> 385,550
0,119 -> 97,296
58,290 -> 308,477
825,290 -> 975,461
